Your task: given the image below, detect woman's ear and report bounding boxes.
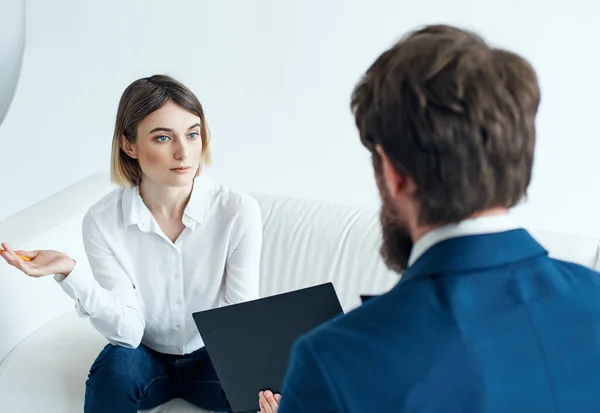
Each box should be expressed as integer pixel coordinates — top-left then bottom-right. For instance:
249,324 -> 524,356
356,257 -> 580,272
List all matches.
120,135 -> 138,159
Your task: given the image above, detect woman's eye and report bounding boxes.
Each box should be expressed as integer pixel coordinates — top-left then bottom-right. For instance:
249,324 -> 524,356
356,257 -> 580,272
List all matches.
188,132 -> 199,139
157,135 -> 170,142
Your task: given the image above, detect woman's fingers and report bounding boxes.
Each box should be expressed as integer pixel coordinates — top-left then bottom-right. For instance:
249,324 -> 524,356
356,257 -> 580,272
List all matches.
14,249 -> 37,259
260,400 -> 273,413
12,253 -> 34,274
5,244 -> 23,264
1,243 -> 36,262
259,392 -> 274,413
258,397 -> 267,413
1,242 -> 15,255
0,245 -> 19,267
0,249 -> 11,264
1,243 -> 43,276
264,390 -> 279,412
2,243 -> 26,261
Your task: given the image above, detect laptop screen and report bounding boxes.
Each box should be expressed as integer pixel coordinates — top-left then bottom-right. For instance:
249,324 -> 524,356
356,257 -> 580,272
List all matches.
193,282 -> 344,413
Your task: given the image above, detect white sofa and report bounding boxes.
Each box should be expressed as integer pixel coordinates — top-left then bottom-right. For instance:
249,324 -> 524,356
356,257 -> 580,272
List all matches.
1,173 -> 599,413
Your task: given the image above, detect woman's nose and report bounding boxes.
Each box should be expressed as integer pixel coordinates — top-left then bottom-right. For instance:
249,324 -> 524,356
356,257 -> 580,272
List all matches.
173,140 -> 188,160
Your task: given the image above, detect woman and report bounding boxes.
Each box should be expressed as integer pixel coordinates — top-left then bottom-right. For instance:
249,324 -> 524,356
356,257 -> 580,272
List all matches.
0,75 -> 263,413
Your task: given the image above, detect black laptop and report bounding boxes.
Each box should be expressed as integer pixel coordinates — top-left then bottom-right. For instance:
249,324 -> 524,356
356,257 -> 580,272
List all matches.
360,294 -> 378,303
192,282 -> 344,413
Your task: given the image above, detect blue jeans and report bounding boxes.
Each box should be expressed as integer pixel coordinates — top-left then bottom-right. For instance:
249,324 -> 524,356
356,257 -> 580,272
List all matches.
84,344 -> 232,413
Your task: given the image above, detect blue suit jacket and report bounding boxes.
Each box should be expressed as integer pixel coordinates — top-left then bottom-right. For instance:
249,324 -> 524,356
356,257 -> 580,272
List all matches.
278,229 -> 600,413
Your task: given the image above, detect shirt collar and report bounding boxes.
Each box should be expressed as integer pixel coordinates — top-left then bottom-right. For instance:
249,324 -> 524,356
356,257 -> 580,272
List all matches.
408,213 -> 520,267
121,173 -> 214,231
183,173 -> 213,226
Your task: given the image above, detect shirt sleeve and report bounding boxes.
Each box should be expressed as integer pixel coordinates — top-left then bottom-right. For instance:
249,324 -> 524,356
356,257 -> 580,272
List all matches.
222,196 -> 262,305
54,209 -> 145,348
278,336 -> 340,413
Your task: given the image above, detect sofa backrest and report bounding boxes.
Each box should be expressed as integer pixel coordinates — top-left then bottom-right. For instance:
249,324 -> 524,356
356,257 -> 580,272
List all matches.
1,173 -> 599,363
254,193 -> 398,305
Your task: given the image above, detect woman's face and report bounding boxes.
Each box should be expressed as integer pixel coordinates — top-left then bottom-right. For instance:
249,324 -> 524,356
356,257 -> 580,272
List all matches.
123,101 -> 204,188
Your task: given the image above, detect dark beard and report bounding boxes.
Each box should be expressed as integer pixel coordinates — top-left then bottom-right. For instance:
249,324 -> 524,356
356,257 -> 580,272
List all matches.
379,186 -> 413,273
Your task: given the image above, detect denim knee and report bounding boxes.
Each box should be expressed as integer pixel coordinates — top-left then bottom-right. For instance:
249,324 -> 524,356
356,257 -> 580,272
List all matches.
86,344 -> 156,396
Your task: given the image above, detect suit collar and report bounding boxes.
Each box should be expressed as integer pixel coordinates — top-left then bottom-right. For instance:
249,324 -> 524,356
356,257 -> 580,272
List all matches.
399,229 -> 548,285
408,214 -> 520,266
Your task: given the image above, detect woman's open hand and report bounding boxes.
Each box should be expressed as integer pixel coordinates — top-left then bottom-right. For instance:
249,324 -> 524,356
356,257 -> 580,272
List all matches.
0,242 -> 75,277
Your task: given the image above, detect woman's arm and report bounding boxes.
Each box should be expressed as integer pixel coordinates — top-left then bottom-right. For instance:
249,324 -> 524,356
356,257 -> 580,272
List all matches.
223,197 -> 263,305
54,210 -> 145,348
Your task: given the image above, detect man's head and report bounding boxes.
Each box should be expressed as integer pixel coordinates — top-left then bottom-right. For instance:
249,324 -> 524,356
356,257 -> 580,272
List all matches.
351,24 -> 541,272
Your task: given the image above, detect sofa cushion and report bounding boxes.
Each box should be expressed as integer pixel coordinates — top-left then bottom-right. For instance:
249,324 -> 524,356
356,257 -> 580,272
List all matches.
0,312 -> 215,413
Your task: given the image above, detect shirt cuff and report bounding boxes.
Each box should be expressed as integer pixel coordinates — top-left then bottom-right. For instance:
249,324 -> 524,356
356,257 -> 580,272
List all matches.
53,273 -> 67,283
53,264 -> 95,316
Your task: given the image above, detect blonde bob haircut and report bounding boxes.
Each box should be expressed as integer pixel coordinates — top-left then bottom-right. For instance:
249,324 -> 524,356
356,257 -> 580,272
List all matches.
110,75 -> 211,187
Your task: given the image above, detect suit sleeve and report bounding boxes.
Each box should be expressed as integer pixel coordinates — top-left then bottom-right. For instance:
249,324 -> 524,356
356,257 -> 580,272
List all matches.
278,336 -> 340,413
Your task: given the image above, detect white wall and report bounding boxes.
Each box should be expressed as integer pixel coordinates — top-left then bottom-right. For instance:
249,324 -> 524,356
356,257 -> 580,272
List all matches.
1,0 -> 599,236
0,0 -> 25,126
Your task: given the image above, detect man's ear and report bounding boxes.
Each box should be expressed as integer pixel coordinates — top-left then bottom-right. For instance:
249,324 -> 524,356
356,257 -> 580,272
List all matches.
120,136 -> 138,159
375,145 -> 416,196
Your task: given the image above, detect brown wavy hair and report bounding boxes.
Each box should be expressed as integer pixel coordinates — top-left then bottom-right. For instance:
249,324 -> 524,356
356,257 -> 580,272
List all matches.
351,24 -> 541,225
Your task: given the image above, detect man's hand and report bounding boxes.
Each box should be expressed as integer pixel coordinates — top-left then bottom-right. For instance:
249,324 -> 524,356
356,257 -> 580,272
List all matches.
0,242 -> 75,277
258,390 -> 281,413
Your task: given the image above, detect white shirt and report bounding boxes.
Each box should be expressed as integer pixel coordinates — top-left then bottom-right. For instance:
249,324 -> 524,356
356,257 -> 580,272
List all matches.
54,173 -> 262,355
408,213 -> 520,267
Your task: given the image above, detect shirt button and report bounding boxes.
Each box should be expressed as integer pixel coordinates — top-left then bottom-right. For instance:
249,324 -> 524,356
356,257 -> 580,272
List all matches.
176,299 -> 182,305
176,324 -> 181,329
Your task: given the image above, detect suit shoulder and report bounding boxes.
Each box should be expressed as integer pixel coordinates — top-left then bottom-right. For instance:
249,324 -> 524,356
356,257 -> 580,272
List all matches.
548,257 -> 600,283
300,278 -> 464,361
550,257 -> 598,273
300,285 -> 410,348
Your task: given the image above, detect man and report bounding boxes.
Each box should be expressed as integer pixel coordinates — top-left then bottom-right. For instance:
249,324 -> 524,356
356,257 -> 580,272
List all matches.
259,24 -> 600,413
